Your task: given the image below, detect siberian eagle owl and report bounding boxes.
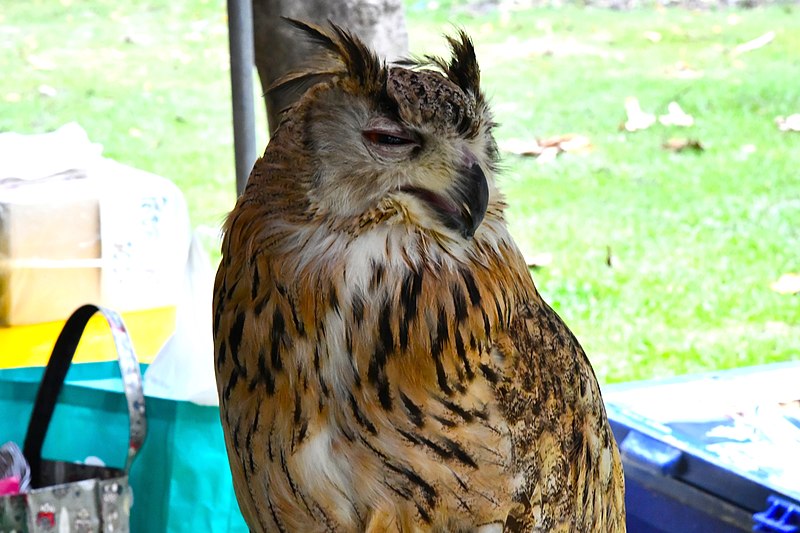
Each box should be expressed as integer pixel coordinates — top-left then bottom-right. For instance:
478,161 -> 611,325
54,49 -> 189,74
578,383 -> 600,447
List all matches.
214,19 -> 625,533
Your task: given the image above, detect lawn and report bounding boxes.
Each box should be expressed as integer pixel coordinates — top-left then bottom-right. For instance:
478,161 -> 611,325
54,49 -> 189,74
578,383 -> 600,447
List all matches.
2,0 -> 798,383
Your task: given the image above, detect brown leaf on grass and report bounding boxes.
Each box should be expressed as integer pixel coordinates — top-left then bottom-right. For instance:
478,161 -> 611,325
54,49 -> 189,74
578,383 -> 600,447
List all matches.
659,102 -> 694,127
740,144 -> 757,155
500,134 -> 591,162
25,54 -> 56,71
776,114 -> 800,132
644,31 -> 662,43
524,252 -> 553,269
534,147 -> 561,164
732,31 -> 775,57
663,138 -> 704,152
622,97 -> 656,132
664,61 -> 703,80
500,138 -> 542,156
540,134 -> 592,152
606,245 -> 615,268
771,273 -> 800,295
38,84 -> 57,98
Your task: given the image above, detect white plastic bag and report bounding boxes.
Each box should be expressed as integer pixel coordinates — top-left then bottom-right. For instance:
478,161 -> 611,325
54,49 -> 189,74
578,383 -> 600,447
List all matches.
143,232 -> 218,405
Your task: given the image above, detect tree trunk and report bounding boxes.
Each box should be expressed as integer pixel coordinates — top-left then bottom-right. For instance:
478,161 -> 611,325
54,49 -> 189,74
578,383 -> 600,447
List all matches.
252,0 -> 409,134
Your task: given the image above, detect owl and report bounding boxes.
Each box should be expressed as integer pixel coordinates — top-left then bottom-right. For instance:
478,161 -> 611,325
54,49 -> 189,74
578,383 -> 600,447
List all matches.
214,20 -> 625,532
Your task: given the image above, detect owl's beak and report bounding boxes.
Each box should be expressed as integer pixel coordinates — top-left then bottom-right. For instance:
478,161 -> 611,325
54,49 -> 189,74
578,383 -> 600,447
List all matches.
400,157 -> 489,239
401,163 -> 488,239
450,161 -> 489,239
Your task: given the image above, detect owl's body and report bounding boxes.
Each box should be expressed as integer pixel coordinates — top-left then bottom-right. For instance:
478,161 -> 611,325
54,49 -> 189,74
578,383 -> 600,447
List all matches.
214,21 -> 625,532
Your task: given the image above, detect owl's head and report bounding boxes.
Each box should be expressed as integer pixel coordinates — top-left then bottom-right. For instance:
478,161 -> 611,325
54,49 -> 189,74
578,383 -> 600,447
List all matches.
271,20 -> 499,240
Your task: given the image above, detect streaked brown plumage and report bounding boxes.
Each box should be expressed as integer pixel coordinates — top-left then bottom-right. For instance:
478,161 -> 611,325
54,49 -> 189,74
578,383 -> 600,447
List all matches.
214,20 -> 625,532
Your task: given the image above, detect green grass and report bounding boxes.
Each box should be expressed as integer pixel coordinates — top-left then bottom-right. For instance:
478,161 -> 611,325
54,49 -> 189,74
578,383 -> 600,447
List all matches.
2,1 -> 798,382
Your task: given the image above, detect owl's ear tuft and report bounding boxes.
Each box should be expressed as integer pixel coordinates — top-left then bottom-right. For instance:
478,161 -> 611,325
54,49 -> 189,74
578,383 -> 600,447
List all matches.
445,31 -> 482,103
271,18 -> 386,97
327,22 -> 386,91
404,30 -> 483,103
281,18 -> 341,54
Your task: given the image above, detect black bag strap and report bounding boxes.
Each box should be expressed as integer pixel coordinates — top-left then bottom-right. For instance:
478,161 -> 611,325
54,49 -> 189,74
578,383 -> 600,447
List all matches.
22,304 -> 147,488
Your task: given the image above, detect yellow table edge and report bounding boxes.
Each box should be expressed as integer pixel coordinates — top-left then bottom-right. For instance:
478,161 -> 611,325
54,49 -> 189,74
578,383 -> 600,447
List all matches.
1,306 -> 176,368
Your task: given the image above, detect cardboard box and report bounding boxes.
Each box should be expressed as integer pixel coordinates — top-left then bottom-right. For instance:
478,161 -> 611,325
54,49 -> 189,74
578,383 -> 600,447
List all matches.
0,160 -> 190,326
1,171 -> 102,325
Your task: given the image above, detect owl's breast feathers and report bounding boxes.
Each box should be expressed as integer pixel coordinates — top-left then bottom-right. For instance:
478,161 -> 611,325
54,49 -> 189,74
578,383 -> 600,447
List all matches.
214,194 -> 625,531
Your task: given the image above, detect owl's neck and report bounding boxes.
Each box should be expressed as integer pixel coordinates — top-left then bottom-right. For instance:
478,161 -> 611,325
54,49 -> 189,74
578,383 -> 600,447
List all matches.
273,198 -> 512,274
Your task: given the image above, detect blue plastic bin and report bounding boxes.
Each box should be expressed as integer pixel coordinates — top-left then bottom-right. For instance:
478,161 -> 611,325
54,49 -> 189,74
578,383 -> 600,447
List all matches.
604,362 -> 800,533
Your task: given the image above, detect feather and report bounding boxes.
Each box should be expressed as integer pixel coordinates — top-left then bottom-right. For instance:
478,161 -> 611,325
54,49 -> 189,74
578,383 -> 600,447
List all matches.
445,31 -> 482,102
274,18 -> 386,97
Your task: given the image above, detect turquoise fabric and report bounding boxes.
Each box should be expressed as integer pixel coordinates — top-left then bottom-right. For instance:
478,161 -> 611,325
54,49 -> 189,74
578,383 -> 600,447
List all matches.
0,362 -> 248,533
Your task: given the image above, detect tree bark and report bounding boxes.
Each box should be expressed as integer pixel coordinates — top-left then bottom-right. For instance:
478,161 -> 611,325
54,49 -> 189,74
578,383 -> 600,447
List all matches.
252,0 -> 409,134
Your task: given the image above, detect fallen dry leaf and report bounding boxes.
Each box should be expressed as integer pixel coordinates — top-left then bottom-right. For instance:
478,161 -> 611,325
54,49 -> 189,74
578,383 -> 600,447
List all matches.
38,84 -> 57,98
535,147 -> 561,164
606,245 -> 615,268
25,54 -> 56,71
500,134 -> 592,161
732,31 -> 775,57
524,252 -> 553,269
664,60 -> 704,80
776,114 -> 800,132
736,143 -> 757,161
771,273 -> 800,295
663,138 -> 704,152
623,97 -> 656,132
740,144 -> 757,154
644,31 -> 662,43
539,134 -> 592,152
659,102 -> 694,127
500,138 -> 540,156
